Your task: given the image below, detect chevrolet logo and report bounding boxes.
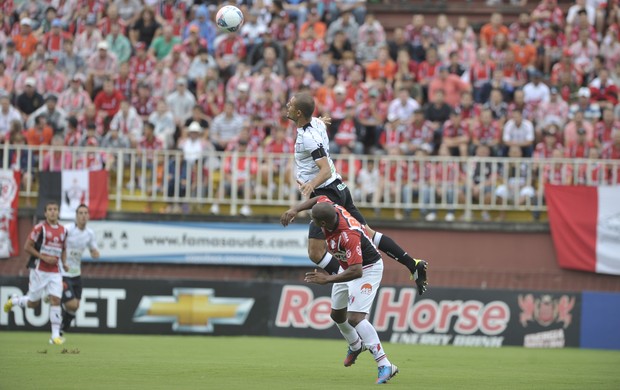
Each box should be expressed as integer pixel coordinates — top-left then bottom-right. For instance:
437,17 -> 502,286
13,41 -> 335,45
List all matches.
133,288 -> 255,332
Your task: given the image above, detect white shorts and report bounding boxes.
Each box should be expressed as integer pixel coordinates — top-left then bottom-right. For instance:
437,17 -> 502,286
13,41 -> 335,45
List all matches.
27,269 -> 63,302
331,259 -> 383,314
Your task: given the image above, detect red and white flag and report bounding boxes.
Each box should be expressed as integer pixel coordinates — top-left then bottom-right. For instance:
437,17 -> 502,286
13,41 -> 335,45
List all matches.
546,185 -> 620,275
0,170 -> 21,258
38,170 -> 109,220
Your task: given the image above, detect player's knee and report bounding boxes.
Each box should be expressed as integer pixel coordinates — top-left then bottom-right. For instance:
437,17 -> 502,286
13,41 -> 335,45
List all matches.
49,296 -> 61,305
347,313 -> 365,327
330,309 -> 347,323
66,299 -> 79,311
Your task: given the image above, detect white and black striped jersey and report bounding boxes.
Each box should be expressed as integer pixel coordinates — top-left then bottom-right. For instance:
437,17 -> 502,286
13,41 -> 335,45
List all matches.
294,117 -> 341,188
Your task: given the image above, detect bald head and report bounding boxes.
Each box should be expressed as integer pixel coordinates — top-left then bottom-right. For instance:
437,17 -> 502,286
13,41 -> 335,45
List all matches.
311,202 -> 336,227
294,92 -> 315,119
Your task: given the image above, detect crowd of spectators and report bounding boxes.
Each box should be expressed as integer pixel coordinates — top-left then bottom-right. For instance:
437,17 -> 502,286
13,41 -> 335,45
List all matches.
0,0 -> 619,218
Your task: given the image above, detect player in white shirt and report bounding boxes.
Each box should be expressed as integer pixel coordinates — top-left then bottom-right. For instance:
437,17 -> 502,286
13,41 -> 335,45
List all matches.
61,204 -> 100,333
285,92 -> 428,296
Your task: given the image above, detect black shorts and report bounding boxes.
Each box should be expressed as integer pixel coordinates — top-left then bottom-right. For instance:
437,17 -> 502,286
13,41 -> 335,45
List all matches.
62,276 -> 83,303
308,179 -> 367,239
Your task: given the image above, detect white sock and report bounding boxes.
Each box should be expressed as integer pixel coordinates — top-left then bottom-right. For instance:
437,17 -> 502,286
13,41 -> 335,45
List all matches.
355,319 -> 391,367
317,252 -> 333,269
372,232 -> 383,247
336,321 -> 362,351
50,306 -> 61,339
15,296 -> 29,308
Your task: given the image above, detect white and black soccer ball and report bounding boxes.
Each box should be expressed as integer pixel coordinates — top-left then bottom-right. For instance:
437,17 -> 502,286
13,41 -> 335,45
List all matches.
216,5 -> 244,33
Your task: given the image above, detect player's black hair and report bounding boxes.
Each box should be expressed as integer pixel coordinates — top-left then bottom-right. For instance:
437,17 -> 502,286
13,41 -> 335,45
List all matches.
76,204 -> 89,213
45,200 -> 59,211
294,92 -> 315,119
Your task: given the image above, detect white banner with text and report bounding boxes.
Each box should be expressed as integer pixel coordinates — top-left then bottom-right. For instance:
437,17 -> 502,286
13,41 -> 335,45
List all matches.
76,221 -> 310,266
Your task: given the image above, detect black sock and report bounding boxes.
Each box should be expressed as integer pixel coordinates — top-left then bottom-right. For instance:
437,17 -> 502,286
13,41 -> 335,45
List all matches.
62,311 -> 75,332
375,233 -> 417,274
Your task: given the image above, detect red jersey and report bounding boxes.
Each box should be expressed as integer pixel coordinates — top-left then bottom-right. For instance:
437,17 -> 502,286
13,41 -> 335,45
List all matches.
29,221 -> 66,273
471,121 -> 502,144
416,61 -> 440,84
602,142 -> 620,160
407,120 -> 435,145
442,120 -> 470,138
43,31 -> 73,60
316,196 -> 380,270
565,141 -> 595,158
129,55 -> 157,82
94,90 -> 124,117
595,120 -> 620,145
533,142 -> 563,159
470,60 -> 495,88
577,162 -> 608,185
334,118 -> 358,146
334,156 -> 362,182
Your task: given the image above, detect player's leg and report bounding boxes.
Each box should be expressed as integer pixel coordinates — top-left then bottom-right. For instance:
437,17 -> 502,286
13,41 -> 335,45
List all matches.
47,273 -> 64,344
342,185 -> 429,295
61,277 -> 81,332
347,261 -> 398,383
330,282 -> 364,367
307,223 -> 340,274
4,269 -> 43,312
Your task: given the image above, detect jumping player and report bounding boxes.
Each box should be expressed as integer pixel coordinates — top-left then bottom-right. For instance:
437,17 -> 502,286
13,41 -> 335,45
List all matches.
282,196 -> 399,384
61,204 -> 100,333
285,92 -> 428,295
4,201 -> 68,345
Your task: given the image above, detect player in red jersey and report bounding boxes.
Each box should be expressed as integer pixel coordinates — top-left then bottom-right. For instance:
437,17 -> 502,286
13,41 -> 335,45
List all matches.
4,201 -> 68,345
281,196 -> 399,384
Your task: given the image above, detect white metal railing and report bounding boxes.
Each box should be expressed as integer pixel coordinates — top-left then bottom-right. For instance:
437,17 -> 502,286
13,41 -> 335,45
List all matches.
3,144 -> 619,218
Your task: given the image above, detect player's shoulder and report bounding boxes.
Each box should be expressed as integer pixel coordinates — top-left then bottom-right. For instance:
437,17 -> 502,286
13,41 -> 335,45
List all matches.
310,117 -> 326,130
317,195 -> 333,204
63,222 -> 76,231
86,227 -> 97,238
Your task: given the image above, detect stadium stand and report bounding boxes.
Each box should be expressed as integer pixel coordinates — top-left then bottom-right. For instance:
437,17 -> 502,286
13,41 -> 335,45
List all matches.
1,0 -> 619,222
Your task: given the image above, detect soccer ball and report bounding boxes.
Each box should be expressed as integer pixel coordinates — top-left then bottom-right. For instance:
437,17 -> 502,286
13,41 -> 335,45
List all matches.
216,5 -> 244,33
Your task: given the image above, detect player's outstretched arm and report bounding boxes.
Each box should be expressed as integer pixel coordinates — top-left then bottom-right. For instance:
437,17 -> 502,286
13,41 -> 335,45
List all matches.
280,196 -> 320,226
304,263 -> 363,285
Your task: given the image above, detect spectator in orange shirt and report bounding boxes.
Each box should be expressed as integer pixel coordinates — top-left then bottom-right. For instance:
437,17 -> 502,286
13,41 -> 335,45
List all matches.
480,13 -> 509,48
512,30 -> 537,67
12,18 -> 38,59
428,66 -> 471,108
300,8 -> 327,40
25,115 -> 54,146
365,46 -> 396,82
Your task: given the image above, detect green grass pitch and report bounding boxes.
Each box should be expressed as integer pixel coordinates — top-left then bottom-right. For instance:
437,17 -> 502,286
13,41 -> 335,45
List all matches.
1,332 -> 619,389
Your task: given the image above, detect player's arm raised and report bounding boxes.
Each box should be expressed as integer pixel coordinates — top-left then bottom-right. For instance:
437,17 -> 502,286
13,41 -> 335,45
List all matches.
280,196 -> 321,226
